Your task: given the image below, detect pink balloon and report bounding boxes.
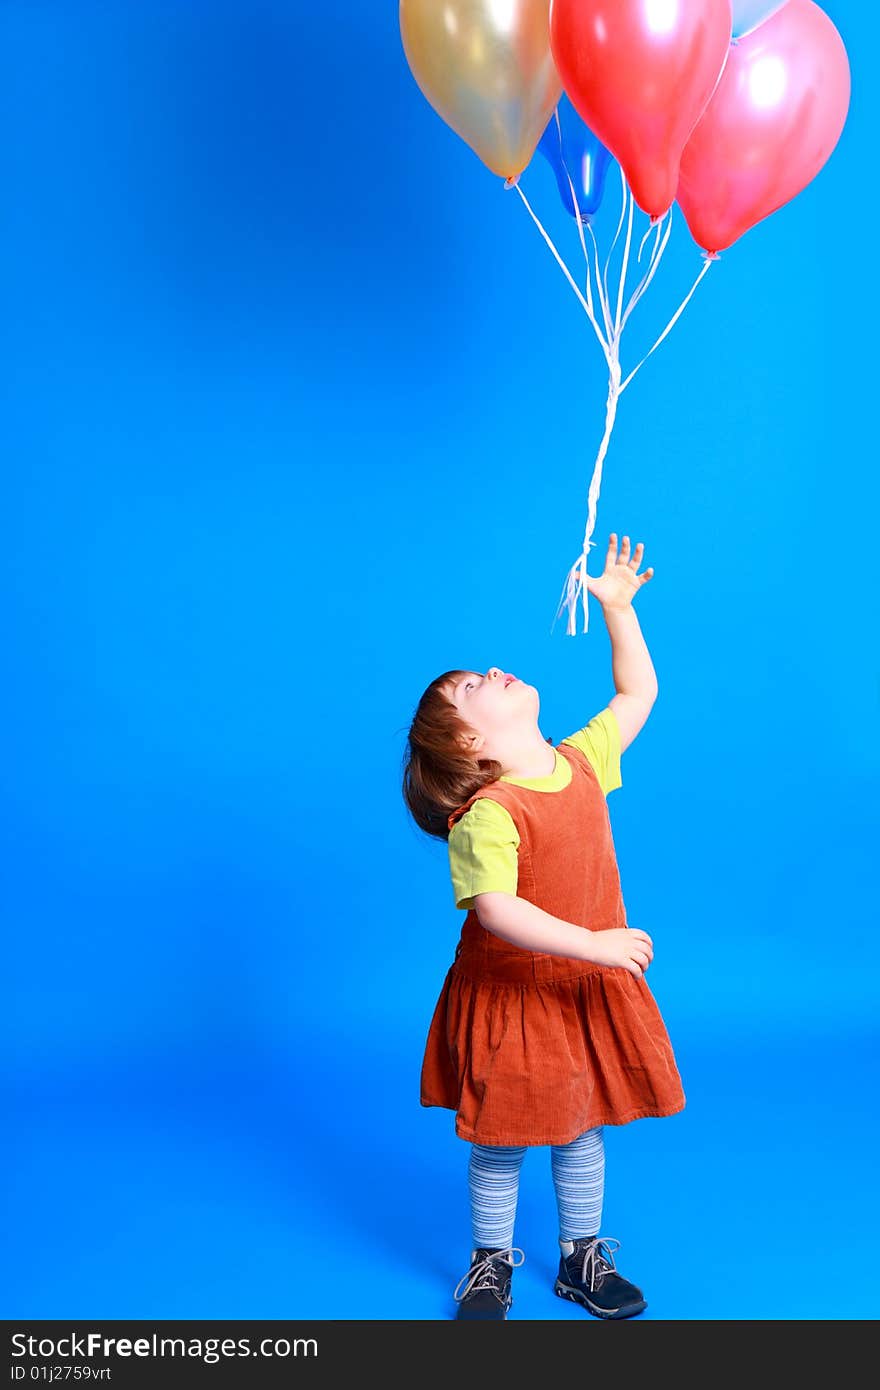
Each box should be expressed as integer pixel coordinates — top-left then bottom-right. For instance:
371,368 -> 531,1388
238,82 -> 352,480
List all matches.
676,0 -> 850,254
550,0 -> 733,220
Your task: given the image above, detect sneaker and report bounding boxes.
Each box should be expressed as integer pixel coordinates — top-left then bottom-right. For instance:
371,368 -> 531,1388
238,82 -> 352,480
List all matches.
554,1235 -> 647,1319
453,1246 -> 526,1320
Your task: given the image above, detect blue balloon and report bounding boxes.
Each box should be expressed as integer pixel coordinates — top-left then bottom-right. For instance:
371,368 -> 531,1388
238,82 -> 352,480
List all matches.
731,1 -> 789,40
536,95 -> 612,223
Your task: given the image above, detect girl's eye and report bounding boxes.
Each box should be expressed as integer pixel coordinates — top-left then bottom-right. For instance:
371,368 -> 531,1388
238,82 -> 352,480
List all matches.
465,682 -> 474,691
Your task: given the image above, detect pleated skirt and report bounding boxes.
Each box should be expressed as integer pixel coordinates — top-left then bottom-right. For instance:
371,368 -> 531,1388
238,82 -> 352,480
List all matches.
420,946 -> 686,1147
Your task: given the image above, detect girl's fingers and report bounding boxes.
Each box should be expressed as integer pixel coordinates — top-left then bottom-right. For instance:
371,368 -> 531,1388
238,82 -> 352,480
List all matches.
607,532 -> 654,581
606,536 -> 647,569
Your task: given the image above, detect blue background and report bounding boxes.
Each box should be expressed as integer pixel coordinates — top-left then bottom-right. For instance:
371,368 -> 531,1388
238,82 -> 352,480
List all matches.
3,0 -> 877,1320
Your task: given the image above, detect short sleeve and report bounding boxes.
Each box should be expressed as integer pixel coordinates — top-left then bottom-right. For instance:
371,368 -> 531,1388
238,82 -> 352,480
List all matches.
448,798 -> 520,911
559,707 -> 622,796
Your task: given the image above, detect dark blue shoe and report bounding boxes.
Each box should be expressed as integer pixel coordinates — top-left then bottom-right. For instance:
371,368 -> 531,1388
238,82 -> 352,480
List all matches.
554,1235 -> 647,1319
453,1246 -> 526,1320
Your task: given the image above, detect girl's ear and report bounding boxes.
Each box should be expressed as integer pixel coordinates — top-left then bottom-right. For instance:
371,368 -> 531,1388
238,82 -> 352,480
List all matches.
456,731 -> 482,757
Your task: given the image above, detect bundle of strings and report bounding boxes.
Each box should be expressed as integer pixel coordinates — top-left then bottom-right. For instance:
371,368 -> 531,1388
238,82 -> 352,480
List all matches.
509,121 -> 715,636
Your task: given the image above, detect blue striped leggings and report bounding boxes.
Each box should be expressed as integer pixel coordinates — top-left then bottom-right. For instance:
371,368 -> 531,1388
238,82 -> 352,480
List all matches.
468,1127 -> 604,1246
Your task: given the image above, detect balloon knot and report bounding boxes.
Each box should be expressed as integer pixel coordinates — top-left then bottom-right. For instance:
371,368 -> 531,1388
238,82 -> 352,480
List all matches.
504,174 -> 520,190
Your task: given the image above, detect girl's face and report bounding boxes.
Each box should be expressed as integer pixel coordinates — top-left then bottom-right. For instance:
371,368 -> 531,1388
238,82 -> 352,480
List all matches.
445,667 -> 539,753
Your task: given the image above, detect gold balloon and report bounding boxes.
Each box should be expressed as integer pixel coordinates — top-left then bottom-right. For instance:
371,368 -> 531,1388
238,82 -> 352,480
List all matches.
399,0 -> 562,180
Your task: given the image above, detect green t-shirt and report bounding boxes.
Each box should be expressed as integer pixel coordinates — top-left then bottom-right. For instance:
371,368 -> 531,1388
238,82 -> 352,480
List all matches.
448,707 -> 622,912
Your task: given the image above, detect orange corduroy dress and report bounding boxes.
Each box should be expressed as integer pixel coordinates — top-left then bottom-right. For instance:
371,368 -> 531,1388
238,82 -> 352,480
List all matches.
419,741 -> 686,1146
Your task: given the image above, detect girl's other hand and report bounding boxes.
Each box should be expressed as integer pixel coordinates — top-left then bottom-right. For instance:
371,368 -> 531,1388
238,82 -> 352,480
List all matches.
585,927 -> 653,979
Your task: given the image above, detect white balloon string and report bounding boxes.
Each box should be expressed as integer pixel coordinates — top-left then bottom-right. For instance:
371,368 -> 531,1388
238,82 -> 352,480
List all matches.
555,139 -> 602,339
557,206 -> 632,635
513,182 -> 611,364
619,210 -> 673,335
619,252 -> 714,395
584,217 -> 612,345
636,209 -> 667,276
614,182 -> 635,337
551,352 -> 622,636
602,164 -> 628,315
513,172 -> 715,636
636,216 -> 659,265
554,178 -> 635,634
581,221 -> 597,325
641,215 -> 666,275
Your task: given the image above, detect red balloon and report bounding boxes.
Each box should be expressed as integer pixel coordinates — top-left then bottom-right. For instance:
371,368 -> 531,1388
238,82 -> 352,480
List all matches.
549,0 -> 733,219
676,0 -> 851,254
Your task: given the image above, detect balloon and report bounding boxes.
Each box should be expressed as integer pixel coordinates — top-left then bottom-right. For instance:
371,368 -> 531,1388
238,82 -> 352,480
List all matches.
537,95 -> 612,221
398,0 -> 562,180
549,0 -> 732,220
676,0 -> 850,255
732,1 -> 790,40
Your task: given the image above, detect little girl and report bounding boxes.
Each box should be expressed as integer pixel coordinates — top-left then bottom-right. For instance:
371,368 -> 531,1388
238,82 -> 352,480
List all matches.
401,534 -> 685,1321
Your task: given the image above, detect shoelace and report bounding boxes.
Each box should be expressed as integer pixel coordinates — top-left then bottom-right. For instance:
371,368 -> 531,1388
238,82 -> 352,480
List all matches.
453,1247 -> 526,1303
575,1236 -> 622,1292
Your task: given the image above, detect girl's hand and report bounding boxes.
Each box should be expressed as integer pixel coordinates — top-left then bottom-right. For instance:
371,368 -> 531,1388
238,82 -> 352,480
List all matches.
583,927 -> 653,980
584,534 -> 653,612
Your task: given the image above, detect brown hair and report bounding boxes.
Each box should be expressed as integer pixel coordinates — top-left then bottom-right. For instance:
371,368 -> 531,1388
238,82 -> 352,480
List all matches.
401,669 -> 553,841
